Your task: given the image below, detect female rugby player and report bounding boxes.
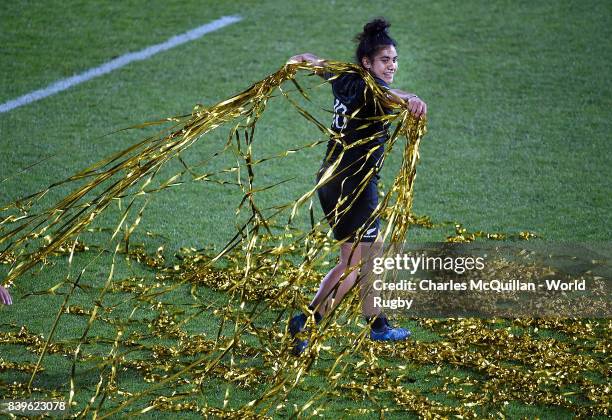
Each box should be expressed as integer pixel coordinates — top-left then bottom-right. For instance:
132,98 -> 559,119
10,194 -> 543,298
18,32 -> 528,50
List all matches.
287,18 -> 426,354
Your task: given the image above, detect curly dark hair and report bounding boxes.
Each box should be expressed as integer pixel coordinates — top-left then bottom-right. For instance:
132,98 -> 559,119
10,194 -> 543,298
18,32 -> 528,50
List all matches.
354,18 -> 397,65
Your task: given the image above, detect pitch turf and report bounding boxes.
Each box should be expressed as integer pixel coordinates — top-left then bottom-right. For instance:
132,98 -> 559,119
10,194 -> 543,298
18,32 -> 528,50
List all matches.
1,0 -> 610,418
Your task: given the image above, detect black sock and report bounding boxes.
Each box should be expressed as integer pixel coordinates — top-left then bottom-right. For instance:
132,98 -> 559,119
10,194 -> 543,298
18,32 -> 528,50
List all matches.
367,315 -> 387,331
308,305 -> 323,324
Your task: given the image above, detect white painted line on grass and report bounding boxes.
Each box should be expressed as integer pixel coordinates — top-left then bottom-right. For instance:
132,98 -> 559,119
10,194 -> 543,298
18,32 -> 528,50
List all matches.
0,15 -> 242,114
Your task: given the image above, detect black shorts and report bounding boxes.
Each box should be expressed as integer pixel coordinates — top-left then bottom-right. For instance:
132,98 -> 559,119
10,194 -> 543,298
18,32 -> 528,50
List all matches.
316,163 -> 380,243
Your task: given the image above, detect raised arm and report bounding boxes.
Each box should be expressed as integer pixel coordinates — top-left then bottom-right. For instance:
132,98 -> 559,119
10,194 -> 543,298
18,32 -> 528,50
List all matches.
386,88 -> 427,119
287,53 -> 329,79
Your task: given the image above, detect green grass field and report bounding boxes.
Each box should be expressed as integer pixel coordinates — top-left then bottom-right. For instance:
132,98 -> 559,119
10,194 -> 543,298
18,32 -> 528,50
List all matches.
1,0 -> 610,418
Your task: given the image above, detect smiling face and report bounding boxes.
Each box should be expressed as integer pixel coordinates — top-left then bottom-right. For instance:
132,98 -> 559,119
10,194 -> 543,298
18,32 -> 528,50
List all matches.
361,45 -> 398,84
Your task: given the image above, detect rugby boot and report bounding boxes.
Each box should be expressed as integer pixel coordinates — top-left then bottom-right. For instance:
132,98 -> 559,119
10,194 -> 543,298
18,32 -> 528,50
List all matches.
370,317 -> 411,341
288,313 -> 309,355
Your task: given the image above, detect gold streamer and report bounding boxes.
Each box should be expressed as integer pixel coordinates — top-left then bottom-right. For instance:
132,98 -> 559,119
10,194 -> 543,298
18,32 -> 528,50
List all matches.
0,62 -> 607,418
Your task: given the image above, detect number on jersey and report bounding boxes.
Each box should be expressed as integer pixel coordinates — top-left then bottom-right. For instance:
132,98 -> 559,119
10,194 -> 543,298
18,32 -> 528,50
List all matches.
332,99 -> 348,131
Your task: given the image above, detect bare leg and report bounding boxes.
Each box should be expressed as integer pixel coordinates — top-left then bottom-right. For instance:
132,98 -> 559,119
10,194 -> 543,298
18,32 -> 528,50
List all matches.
297,238 -> 410,345
359,240 -> 411,340
309,242 -> 362,317
358,240 -> 384,319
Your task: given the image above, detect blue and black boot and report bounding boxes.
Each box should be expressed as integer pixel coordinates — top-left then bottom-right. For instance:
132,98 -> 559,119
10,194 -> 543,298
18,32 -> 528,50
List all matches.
369,316 -> 411,341
288,311 -> 322,355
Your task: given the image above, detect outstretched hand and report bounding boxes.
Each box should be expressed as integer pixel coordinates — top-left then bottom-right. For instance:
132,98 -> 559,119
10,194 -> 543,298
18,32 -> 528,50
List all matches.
387,88 -> 427,119
287,53 -> 325,66
0,285 -> 12,305
407,96 -> 427,119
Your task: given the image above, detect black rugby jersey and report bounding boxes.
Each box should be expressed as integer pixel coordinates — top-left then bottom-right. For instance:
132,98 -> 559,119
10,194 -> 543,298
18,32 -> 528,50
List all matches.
324,72 -> 392,176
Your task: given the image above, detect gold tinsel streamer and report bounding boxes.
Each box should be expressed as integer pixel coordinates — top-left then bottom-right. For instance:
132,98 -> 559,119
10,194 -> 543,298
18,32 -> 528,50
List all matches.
0,62 -> 608,418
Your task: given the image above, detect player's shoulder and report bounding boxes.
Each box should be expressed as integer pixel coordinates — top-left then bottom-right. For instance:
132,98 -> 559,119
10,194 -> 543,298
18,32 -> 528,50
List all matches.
372,76 -> 390,91
331,71 -> 365,88
331,71 -> 366,105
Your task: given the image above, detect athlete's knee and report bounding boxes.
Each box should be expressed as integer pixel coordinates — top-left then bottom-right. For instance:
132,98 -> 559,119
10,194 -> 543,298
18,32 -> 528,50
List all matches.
333,261 -> 348,274
340,245 -> 362,266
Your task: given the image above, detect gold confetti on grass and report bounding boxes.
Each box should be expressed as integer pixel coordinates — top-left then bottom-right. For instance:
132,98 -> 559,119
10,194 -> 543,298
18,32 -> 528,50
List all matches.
0,62 -> 607,418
